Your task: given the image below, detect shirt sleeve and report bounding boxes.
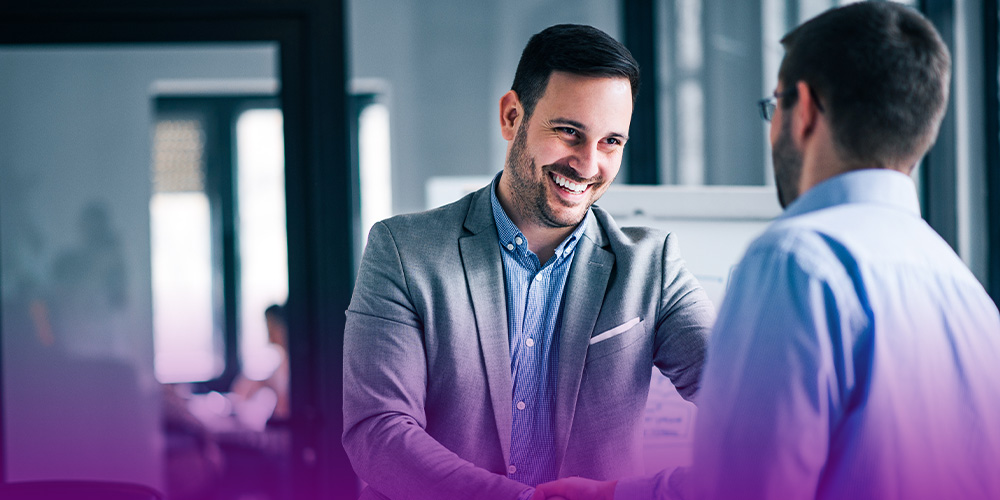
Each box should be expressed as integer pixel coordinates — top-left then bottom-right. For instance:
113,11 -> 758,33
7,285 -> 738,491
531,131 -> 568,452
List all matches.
621,231 -> 864,500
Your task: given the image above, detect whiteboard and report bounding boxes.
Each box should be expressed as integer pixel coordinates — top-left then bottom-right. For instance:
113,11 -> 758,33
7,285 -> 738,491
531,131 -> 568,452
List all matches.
595,185 -> 781,308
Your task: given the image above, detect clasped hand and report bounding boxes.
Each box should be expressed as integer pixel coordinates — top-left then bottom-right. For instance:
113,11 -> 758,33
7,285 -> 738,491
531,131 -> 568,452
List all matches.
529,477 -> 617,500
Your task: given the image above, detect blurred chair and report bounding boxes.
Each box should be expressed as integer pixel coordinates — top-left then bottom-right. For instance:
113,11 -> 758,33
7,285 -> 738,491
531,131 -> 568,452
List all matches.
0,480 -> 163,500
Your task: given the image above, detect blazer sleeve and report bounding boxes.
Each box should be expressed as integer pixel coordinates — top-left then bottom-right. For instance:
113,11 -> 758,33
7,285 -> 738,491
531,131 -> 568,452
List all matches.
342,221 -> 530,500
652,232 -> 716,401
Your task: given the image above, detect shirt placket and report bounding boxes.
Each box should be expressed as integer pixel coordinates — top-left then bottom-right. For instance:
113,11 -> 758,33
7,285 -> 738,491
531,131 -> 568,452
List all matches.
509,255 -> 549,483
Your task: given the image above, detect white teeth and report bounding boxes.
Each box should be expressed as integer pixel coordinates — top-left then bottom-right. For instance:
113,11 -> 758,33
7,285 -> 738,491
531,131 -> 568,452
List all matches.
552,173 -> 586,194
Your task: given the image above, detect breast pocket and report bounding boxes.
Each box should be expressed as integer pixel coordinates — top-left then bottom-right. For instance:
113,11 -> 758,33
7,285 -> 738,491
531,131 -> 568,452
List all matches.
585,317 -> 645,364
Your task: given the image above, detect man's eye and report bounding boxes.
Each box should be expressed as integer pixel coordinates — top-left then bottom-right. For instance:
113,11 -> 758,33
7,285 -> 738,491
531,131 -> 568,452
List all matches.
605,137 -> 621,146
557,127 -> 578,136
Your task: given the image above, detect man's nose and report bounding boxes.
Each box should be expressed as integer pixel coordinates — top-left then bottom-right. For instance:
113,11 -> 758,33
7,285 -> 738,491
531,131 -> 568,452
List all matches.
569,142 -> 601,179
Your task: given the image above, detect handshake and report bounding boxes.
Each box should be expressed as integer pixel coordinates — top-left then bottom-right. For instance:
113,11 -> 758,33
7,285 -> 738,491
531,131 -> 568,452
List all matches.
529,478 -> 616,500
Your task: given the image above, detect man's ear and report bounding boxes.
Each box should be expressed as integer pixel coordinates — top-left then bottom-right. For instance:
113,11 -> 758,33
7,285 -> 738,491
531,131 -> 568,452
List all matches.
791,80 -> 820,147
499,90 -> 522,141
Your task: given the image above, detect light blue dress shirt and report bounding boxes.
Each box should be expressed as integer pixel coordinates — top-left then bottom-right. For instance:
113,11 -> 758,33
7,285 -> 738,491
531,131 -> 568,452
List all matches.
490,177 -> 588,489
617,169 -> 1000,500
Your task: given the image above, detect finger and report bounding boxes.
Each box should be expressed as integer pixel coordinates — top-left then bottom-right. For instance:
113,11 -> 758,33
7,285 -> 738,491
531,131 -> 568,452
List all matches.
535,483 -> 571,500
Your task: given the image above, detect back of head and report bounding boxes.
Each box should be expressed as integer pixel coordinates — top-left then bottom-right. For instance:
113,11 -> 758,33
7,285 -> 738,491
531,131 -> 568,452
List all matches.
264,303 -> 287,345
264,303 -> 286,324
779,2 -> 951,170
511,24 -> 640,119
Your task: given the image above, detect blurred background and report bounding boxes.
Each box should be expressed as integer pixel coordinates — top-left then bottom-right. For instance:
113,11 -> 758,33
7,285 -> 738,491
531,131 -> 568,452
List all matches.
0,0 -> 995,499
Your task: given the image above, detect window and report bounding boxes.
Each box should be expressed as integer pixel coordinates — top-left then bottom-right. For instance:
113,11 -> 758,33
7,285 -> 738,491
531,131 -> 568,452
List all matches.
349,90 -> 393,267
151,117 -> 217,382
150,95 -> 287,388
235,108 -> 289,381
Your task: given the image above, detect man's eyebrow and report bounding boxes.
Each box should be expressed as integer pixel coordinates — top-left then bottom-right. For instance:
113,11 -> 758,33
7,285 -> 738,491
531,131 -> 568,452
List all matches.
549,118 -> 629,142
550,117 -> 588,131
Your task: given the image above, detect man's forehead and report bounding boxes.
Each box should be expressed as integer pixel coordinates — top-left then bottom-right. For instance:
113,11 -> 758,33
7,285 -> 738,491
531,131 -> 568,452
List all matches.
532,72 -> 633,129
540,70 -> 631,95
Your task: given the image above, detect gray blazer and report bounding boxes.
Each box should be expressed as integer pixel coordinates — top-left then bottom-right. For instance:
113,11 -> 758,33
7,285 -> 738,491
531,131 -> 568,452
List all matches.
343,185 -> 714,500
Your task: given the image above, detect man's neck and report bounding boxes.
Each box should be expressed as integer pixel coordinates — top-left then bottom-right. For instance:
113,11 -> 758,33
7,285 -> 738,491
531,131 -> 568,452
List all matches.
520,223 -> 578,265
495,182 -> 580,264
799,131 -> 855,196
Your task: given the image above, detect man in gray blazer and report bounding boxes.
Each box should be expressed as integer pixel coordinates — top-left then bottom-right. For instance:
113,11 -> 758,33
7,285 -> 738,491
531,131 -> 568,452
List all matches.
343,24 -> 715,500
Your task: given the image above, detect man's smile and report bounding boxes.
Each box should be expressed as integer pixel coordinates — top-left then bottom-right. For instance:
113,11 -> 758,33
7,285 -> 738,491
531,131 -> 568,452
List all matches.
549,171 -> 588,195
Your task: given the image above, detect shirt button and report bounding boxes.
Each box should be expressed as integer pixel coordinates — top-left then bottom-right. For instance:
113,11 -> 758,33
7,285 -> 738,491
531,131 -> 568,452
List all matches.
515,236 -> 523,245
534,273 -> 543,281
525,338 -> 535,347
508,465 -> 517,475
516,401 -> 526,410
506,243 -> 514,251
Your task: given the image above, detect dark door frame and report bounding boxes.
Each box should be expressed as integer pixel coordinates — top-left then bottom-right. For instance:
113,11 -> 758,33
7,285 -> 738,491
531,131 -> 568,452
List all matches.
0,2 -> 358,498
921,0 -> 959,250
985,0 -> 1000,305
622,0 -> 660,185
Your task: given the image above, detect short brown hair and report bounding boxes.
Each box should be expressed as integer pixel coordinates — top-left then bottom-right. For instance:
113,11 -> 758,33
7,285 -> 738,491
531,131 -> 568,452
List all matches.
779,2 -> 951,169
511,24 -> 640,119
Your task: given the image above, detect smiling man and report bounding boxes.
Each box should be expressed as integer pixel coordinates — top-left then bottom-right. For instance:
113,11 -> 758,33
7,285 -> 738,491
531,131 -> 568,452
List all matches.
343,24 -> 715,500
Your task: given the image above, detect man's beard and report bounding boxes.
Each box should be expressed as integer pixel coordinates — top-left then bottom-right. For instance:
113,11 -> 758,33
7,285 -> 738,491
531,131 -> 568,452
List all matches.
772,116 -> 803,209
504,122 -> 603,228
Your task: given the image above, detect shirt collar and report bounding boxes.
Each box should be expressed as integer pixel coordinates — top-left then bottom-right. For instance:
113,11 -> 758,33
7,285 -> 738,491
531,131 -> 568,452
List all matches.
780,168 -> 921,221
490,172 -> 588,261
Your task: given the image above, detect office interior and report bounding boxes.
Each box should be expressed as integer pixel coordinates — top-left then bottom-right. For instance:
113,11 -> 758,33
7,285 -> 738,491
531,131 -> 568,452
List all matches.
0,0 -> 996,499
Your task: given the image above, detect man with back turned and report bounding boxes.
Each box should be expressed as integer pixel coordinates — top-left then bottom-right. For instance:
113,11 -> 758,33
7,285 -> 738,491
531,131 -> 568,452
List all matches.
533,3 -> 1000,500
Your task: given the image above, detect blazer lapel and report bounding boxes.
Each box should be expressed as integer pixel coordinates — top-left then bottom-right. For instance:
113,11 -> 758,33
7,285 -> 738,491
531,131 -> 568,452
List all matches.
458,187 -> 513,465
554,214 -> 614,466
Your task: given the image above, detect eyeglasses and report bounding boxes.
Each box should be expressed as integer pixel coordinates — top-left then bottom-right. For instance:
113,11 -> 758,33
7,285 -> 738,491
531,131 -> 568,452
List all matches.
757,87 -> 825,122
757,89 -> 795,122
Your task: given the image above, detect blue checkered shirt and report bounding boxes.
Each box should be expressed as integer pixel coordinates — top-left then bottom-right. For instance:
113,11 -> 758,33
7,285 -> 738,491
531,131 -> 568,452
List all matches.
490,178 -> 589,488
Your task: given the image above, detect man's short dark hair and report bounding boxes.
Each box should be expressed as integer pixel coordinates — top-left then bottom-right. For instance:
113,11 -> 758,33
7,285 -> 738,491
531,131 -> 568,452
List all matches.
265,303 -> 286,323
779,2 -> 950,168
511,24 -> 640,119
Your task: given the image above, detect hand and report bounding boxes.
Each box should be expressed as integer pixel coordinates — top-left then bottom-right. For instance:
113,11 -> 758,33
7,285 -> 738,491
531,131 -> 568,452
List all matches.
529,477 -> 617,500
